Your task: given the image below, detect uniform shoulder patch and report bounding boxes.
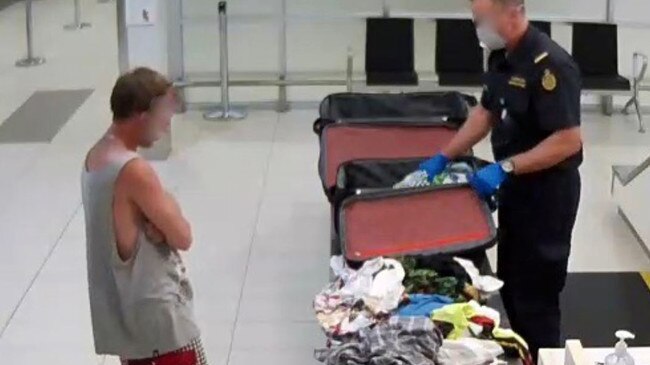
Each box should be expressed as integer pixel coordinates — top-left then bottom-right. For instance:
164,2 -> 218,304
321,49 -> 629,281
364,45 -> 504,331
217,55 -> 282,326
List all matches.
542,69 -> 557,91
534,52 -> 549,64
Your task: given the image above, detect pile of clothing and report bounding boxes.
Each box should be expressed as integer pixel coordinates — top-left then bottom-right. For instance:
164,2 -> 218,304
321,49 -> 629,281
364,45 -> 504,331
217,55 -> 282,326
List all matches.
399,256 -> 504,302
314,255 -> 533,365
394,162 -> 473,189
314,257 -> 407,337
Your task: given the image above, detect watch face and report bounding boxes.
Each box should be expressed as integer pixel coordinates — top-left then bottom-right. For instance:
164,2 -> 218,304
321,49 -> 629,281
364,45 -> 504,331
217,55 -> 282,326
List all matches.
501,160 -> 514,173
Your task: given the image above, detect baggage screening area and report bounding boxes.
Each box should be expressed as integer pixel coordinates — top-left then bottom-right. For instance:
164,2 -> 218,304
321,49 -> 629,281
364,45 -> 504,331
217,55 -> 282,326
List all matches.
1,0 -> 650,364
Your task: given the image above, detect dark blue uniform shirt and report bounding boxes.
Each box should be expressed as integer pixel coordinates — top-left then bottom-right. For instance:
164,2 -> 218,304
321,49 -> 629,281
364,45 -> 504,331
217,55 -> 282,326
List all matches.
481,25 -> 583,171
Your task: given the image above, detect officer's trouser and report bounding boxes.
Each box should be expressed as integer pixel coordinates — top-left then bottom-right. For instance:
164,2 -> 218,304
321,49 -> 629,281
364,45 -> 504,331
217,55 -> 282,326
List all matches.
497,168 -> 581,360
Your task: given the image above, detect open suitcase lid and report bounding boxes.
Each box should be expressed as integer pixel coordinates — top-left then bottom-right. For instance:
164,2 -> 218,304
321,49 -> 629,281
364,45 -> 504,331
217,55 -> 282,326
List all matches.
339,185 -> 497,261
335,157 -> 496,261
318,123 -> 458,200
314,91 -> 477,135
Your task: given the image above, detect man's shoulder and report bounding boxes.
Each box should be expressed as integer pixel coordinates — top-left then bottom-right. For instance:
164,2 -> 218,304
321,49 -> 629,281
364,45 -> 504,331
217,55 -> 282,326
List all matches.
120,157 -> 154,179
117,156 -> 160,194
531,34 -> 578,72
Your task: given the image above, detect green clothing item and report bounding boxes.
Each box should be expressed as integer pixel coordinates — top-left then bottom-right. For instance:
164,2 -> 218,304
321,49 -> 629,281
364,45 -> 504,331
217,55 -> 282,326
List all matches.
431,302 -> 477,340
398,257 -> 461,298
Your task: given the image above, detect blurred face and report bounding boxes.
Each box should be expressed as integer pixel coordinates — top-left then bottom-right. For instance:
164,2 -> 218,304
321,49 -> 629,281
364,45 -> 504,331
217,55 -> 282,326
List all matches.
134,89 -> 177,148
472,0 -> 524,50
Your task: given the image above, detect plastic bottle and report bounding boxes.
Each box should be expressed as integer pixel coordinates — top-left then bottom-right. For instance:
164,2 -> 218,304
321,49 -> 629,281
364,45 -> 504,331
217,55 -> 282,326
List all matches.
604,330 -> 636,365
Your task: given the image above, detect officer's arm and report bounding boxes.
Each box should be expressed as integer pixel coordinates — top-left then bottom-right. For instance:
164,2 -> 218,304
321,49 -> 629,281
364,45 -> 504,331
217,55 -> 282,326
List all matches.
441,105 -> 493,159
511,127 -> 582,174
510,59 -> 583,175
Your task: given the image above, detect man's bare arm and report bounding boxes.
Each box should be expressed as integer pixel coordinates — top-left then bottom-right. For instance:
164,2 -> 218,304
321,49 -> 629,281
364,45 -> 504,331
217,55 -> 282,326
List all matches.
511,127 -> 582,175
120,159 -> 193,250
441,105 -> 494,159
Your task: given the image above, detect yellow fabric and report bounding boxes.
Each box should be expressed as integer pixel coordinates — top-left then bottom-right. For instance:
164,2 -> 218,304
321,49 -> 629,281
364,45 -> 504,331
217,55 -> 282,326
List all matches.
431,302 -> 478,340
641,272 -> 650,292
492,328 -> 529,350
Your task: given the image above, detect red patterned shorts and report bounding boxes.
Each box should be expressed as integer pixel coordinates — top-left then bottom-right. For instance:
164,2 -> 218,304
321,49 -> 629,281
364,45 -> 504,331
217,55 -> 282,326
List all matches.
121,338 -> 208,365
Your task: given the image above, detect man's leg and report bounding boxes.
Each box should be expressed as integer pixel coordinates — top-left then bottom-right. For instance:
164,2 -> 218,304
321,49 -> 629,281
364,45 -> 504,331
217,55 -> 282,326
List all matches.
497,171 -> 580,359
496,195 -> 519,330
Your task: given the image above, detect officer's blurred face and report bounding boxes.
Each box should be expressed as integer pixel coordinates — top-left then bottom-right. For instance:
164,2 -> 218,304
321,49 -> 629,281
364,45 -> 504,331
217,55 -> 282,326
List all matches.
472,0 -> 525,47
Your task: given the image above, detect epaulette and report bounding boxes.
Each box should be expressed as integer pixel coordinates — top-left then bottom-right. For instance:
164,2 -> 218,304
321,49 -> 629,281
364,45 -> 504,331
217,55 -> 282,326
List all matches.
534,51 -> 549,64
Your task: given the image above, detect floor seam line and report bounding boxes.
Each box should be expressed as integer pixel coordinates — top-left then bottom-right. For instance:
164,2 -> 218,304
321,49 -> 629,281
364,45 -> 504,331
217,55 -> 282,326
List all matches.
225,115 -> 281,364
0,202 -> 82,339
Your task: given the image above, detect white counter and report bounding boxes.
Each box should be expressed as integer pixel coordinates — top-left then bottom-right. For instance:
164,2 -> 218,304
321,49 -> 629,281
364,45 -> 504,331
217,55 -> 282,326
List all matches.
539,345 -> 650,365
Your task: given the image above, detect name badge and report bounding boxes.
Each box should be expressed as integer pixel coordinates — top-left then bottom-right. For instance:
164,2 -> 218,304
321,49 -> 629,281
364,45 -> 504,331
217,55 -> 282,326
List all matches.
508,76 -> 527,89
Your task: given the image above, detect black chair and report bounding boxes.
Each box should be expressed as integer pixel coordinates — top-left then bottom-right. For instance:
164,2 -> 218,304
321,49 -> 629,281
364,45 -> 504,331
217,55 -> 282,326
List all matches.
435,19 -> 484,87
365,18 -> 418,86
530,21 -> 551,37
572,23 -> 630,91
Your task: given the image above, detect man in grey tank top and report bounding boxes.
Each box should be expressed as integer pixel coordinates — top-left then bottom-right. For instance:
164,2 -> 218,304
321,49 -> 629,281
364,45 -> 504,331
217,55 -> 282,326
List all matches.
82,67 -> 207,365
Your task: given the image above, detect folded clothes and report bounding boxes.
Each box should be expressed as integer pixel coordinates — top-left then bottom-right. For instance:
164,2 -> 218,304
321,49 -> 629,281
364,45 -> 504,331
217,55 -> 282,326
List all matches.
399,256 -> 463,298
393,162 -> 473,189
396,294 -> 454,317
315,316 -> 444,365
437,338 -> 504,365
491,328 -> 534,365
315,256 -> 406,336
431,301 -> 532,365
431,301 -> 501,340
454,257 -> 504,298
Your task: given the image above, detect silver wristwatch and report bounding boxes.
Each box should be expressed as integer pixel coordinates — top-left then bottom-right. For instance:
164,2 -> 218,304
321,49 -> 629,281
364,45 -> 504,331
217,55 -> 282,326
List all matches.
500,159 -> 515,174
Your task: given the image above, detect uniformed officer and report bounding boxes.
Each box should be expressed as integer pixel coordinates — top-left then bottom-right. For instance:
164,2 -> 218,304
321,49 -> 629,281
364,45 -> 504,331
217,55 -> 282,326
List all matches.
414,0 -> 583,358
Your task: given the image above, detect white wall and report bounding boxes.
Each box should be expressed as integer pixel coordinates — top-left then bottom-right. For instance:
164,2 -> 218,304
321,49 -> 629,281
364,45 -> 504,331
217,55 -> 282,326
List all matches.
180,0 -> 650,104
614,167 -> 650,253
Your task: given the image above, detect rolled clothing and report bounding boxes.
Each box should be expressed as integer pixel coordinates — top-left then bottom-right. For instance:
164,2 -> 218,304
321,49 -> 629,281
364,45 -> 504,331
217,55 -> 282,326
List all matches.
315,316 -> 443,365
437,338 -> 504,365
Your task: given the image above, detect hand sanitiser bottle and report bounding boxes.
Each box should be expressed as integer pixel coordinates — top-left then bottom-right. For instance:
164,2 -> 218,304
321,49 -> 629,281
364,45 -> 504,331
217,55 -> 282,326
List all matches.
604,330 -> 636,365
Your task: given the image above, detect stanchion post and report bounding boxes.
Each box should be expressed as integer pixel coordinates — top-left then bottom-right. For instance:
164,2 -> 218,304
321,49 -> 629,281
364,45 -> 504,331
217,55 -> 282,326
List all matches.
204,1 -> 246,121
16,0 -> 46,68
276,0 -> 289,113
600,0 -> 615,115
64,0 -> 91,30
382,0 -> 390,17
346,47 -> 354,92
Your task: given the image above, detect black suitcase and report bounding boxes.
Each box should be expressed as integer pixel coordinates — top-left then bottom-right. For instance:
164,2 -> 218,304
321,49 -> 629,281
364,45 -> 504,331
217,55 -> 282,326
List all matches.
330,157 -> 497,261
314,92 -> 476,201
314,91 -> 477,134
318,123 -> 458,201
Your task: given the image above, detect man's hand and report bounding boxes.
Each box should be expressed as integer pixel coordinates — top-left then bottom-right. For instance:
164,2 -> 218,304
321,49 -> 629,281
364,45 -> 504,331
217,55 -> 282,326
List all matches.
165,191 -> 183,213
418,154 -> 450,181
469,163 -> 508,198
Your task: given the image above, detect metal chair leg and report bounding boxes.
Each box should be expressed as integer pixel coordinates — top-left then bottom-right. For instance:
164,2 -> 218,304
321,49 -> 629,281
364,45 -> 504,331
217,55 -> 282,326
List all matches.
601,95 -> 614,116
634,97 -> 645,133
622,96 -> 635,115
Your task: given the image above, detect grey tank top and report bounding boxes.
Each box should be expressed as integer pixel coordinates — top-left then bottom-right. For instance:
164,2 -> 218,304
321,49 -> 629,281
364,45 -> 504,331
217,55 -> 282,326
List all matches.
81,152 -> 200,359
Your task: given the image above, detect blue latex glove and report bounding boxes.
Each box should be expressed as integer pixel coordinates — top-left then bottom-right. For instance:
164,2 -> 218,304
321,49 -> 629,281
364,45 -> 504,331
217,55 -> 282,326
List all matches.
418,154 -> 450,181
469,163 -> 508,198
